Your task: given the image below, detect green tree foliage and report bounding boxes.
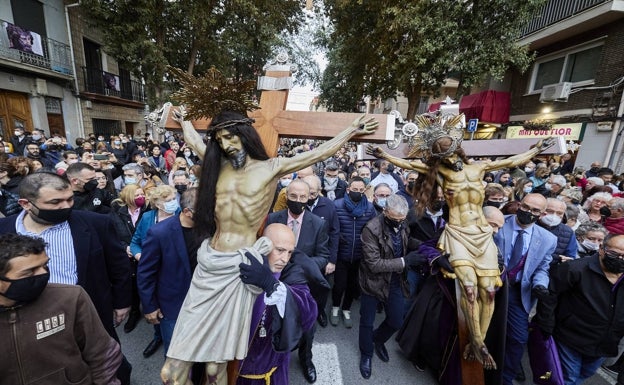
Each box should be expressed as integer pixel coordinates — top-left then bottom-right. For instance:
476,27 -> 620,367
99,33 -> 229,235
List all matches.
80,0 -> 305,107
321,0 -> 545,119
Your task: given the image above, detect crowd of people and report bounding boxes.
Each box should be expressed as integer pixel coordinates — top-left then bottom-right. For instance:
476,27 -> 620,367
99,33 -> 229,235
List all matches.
1,125 -> 624,385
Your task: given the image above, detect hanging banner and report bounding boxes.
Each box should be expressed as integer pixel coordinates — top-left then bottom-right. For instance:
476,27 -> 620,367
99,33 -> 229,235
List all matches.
4,22 -> 44,56
506,123 -> 582,140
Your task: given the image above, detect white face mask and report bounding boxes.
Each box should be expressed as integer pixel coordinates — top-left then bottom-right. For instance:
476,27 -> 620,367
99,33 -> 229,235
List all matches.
540,214 -> 562,227
280,179 -> 292,187
523,186 -> 533,193
524,167 -> 534,173
581,239 -> 599,251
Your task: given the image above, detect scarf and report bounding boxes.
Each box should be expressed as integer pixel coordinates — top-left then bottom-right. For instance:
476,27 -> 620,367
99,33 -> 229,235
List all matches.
344,193 -> 368,217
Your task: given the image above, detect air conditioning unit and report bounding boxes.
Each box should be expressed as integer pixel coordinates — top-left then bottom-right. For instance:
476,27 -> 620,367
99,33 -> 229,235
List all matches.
539,82 -> 572,102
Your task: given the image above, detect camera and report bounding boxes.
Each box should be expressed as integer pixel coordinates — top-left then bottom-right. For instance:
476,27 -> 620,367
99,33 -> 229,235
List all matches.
94,154 -> 108,161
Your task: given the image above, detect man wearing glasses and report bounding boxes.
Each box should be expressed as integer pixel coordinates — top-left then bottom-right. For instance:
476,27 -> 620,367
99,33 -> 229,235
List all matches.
494,193 -> 557,385
535,233 -> 624,385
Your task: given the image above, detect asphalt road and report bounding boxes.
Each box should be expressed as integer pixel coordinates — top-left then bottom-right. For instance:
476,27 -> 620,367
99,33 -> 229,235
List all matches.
118,301 -> 616,385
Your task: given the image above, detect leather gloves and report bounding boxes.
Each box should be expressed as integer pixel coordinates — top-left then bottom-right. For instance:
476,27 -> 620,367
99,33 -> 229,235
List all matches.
431,253 -> 454,273
403,251 -> 427,268
239,252 -> 278,295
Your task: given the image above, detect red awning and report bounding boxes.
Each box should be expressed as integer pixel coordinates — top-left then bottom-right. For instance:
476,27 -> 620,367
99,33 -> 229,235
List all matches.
427,90 -> 510,124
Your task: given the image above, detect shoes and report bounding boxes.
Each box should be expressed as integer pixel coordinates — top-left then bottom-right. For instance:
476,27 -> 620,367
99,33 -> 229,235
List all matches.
412,360 -> 426,372
330,307 -> 340,326
360,356 -> 372,379
142,338 -> 162,358
374,342 -> 389,362
123,311 -> 140,333
515,362 -> 526,382
317,311 -> 328,328
342,310 -> 353,328
602,364 -> 621,376
301,361 -> 317,383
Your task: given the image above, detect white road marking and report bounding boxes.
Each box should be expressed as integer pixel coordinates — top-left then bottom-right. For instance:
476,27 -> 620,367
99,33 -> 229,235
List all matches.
312,343 -> 343,383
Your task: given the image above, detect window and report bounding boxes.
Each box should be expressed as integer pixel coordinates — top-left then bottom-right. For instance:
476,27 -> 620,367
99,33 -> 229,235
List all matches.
529,42 -> 603,92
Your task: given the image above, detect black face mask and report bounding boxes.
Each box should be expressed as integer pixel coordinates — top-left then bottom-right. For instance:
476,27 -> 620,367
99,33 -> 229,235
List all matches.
287,199 -> 305,215
602,254 -> 624,274
348,191 -> 363,203
83,179 -> 98,192
600,206 -> 612,218
384,216 -> 403,230
407,181 -> 415,190
516,209 -> 539,225
386,164 -> 395,173
431,200 -> 444,212
590,167 -> 600,174
30,202 -> 72,225
307,197 -> 317,207
0,272 -> 49,304
484,200 -> 502,209
175,185 -> 188,194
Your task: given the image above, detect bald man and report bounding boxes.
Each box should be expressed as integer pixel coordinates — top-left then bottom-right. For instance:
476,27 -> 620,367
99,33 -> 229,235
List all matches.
236,223 -> 317,385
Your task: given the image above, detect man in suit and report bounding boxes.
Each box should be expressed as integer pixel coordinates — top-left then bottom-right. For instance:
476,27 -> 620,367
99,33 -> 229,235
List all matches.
0,171 -> 133,383
266,179 -> 330,384
137,188 -> 199,354
494,193 -> 557,385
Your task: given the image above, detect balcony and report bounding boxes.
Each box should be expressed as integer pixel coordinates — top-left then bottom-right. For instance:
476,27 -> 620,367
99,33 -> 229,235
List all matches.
0,19 -> 73,78
519,0 -> 624,49
82,66 -> 146,104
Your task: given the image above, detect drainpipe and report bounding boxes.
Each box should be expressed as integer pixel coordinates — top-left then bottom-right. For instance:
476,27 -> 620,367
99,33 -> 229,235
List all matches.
606,89 -> 624,172
65,1 -> 84,138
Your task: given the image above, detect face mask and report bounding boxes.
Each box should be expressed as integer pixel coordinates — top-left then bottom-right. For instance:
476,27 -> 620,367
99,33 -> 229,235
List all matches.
384,216 -> 403,230
484,200 -> 502,208
524,167 -> 534,173
523,186 -> 533,193
540,214 -> 562,227
124,177 -> 137,185
14,130 -> 21,136
98,137 -> 104,141
516,209 -> 539,225
544,183 -> 552,191
175,185 -> 188,194
386,164 -> 395,172
32,134 -> 41,141
348,191 -> 363,202
30,202 -> 72,224
0,272 -> 49,304
189,175 -> 198,183
407,181 -> 415,190
590,167 -> 600,173
67,159 -> 79,165
114,140 -> 121,145
162,200 -> 179,214
280,179 -> 292,187
83,179 -> 98,192
602,253 -> 624,274
287,199 -> 305,215
376,197 -> 387,208
134,196 -> 146,207
581,239 -> 599,251
4,147 -> 9,153
362,177 -> 371,185
324,176 -> 338,185
431,200 -> 444,212
184,151 -> 192,157
307,197 -> 317,207
600,206 -> 612,217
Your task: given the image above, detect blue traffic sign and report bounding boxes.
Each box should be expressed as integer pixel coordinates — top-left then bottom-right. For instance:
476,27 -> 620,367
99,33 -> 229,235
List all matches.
467,118 -> 479,133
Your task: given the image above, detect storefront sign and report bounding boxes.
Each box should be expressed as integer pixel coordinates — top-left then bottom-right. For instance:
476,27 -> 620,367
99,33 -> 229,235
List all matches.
506,123 -> 583,140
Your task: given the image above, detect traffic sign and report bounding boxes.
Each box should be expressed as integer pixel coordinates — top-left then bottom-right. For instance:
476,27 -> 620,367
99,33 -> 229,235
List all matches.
467,118 -> 479,133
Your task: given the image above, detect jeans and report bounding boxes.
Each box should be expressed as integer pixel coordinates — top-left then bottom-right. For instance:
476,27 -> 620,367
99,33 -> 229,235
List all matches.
160,317 -> 177,355
503,284 -> 529,385
359,277 -> 404,358
556,340 -> 604,385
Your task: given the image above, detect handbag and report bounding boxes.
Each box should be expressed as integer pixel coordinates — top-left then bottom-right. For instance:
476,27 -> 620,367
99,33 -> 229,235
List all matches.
527,321 -> 564,385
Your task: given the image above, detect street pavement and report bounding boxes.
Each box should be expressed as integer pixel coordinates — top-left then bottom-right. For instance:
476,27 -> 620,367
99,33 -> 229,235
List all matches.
119,301 -> 616,385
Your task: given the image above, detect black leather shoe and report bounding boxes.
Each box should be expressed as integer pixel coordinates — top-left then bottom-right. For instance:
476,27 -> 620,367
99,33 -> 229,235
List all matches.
515,362 -> 526,382
317,312 -> 328,328
360,356 -> 372,379
374,342 -> 389,362
123,312 -> 140,333
302,361 -> 317,383
142,338 -> 162,358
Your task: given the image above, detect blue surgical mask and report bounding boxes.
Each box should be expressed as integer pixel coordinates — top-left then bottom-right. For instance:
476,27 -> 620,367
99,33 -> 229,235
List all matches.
124,177 -> 136,185
362,177 -> 371,185
376,197 -> 387,208
163,200 -> 179,214
523,186 -> 532,193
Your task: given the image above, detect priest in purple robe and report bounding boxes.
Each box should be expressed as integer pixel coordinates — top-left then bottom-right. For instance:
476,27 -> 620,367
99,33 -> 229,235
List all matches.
237,223 -> 318,385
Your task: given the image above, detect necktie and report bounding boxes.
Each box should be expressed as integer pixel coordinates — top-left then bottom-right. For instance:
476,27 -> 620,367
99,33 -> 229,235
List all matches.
291,220 -> 299,240
509,230 -> 525,270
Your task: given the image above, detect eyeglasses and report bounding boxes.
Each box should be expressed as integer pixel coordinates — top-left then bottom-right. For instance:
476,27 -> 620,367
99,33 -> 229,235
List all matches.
603,247 -> 624,259
519,203 -> 542,216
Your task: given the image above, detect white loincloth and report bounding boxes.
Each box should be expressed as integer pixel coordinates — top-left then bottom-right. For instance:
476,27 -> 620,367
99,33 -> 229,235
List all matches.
166,236 -> 273,362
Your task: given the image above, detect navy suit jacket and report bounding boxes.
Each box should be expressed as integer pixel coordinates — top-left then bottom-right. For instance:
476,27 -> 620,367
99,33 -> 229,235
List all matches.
494,215 -> 557,314
310,197 -> 340,264
137,215 -> 192,319
0,210 -> 132,338
266,209 -> 330,271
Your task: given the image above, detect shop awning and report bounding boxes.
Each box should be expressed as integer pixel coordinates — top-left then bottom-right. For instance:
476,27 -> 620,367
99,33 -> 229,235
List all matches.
427,90 -> 511,124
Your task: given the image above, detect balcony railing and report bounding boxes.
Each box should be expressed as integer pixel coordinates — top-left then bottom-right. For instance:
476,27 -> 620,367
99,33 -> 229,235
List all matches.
521,0 -> 609,36
0,19 -> 73,76
82,66 -> 146,103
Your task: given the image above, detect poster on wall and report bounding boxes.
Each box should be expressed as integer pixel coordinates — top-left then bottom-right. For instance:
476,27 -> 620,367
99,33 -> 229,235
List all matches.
3,22 -> 44,56
102,71 -> 121,91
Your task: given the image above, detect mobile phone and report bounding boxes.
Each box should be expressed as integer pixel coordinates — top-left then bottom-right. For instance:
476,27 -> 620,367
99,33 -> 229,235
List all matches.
94,154 -> 108,161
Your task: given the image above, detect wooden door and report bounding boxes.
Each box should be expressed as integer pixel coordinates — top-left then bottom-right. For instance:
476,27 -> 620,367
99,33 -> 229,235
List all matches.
0,91 -> 33,140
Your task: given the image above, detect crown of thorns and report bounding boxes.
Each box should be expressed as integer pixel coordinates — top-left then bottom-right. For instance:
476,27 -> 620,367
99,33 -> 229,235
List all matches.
168,66 -> 258,125
407,113 -> 465,160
